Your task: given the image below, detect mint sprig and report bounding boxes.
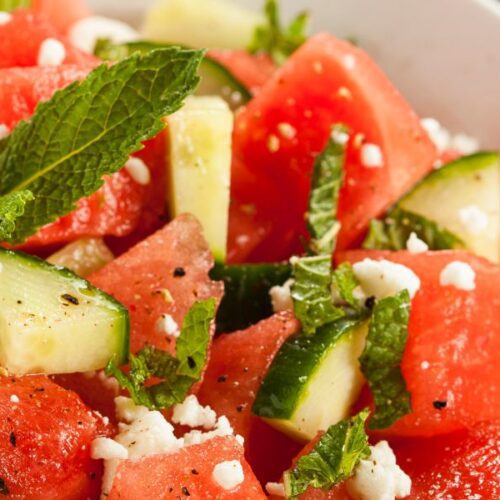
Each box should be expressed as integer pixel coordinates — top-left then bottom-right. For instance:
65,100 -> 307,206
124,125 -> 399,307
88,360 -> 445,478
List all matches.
359,290 -> 412,429
0,47 -> 203,244
332,262 -> 364,311
106,298 -> 216,410
284,410 -> 370,498
0,191 -> 34,241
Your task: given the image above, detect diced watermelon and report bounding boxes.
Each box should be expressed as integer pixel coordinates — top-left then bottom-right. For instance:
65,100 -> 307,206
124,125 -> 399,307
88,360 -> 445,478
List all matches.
0,375 -> 111,498
231,33 -> 437,261
108,436 -> 266,499
32,0 -> 91,33
198,312 -> 302,484
339,250 -> 500,437
90,215 -> 223,354
0,9 -> 97,69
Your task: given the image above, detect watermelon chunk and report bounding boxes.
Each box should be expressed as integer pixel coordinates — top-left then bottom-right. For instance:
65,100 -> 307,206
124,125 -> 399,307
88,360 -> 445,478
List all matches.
108,436 -> 266,499
0,375 -> 111,498
32,0 -> 91,33
90,214 -> 224,354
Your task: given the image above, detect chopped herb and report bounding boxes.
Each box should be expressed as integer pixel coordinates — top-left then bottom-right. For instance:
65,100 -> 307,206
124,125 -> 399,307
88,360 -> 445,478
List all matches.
217,375 -> 228,383
0,0 -> 30,11
331,262 -> 364,311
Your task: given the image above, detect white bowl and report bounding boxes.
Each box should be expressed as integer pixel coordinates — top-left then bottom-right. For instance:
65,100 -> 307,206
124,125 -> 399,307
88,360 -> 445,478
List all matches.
91,0 -> 500,148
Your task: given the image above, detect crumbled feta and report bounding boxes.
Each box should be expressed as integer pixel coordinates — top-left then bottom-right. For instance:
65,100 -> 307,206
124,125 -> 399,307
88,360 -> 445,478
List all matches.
68,16 -> 139,54
115,396 -> 149,423
267,134 -> 280,153
212,460 -> 245,491
439,261 -> 476,291
0,123 -> 10,139
406,232 -> 429,254
361,143 -> 384,168
346,441 -> 412,500
155,314 -> 179,337
278,122 -> 297,140
331,128 -> 350,145
269,279 -> 294,313
337,86 -> 353,100
353,258 -> 421,299
0,11 -> 12,25
125,157 -> 151,186
450,134 -> 480,156
420,118 -> 479,155
91,437 -> 128,460
421,360 -> 430,370
172,395 -> 217,429
97,370 -> 120,396
458,205 -> 489,234
183,415 -> 234,446
10,394 -> 19,403
37,38 -> 66,67
343,54 -> 356,70
266,482 -> 286,497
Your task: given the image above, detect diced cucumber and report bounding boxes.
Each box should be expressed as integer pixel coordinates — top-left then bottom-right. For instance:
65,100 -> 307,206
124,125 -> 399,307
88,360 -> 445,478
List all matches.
253,319 -> 368,442
210,262 -> 292,333
0,248 -> 129,375
48,238 -> 114,277
141,0 -> 263,50
398,152 -> 499,262
166,96 -> 233,262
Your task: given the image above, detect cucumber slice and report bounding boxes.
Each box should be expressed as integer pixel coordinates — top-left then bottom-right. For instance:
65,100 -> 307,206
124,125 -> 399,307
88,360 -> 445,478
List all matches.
0,248 -> 129,375
141,0 -> 263,50
253,319 -> 368,442
398,152 -> 499,262
48,238 -> 114,277
166,96 -> 233,262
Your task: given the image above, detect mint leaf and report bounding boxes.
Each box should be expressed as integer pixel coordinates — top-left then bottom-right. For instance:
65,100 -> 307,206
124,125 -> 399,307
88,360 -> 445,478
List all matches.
291,255 -> 345,335
95,39 -> 171,61
248,0 -> 309,65
307,125 -> 348,256
284,410 -> 370,498
106,298 -> 216,410
363,208 -> 464,251
359,290 -> 412,429
0,47 -> 203,244
0,191 -> 34,240
0,0 -> 30,11
332,262 -> 363,311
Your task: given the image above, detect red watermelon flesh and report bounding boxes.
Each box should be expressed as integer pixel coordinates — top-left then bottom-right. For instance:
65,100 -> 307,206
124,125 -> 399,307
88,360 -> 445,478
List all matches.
90,214 -> 223,354
0,9 -> 96,69
108,436 -> 266,499
0,375 -> 111,499
32,0 -> 92,33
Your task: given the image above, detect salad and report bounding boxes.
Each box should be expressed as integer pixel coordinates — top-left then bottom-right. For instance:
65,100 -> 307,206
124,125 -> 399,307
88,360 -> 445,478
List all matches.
0,0 -> 498,498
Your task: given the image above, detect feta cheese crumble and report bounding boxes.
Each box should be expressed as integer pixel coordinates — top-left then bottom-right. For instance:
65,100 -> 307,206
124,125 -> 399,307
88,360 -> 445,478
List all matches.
0,124 -> 9,140
9,394 -> 19,403
0,11 -> 12,25
420,118 -> 479,156
278,122 -> 297,140
331,127 -> 350,145
346,441 -> 412,500
212,460 -> 245,491
269,279 -> 294,313
125,157 -> 151,185
172,395 -> 217,429
68,16 -> 139,54
406,232 -> 429,254
353,258 -> 421,299
265,482 -> 286,497
439,261 -> 476,291
360,143 -> 384,168
91,437 -> 128,460
155,313 -> 179,337
458,205 -> 489,234
37,38 -> 66,67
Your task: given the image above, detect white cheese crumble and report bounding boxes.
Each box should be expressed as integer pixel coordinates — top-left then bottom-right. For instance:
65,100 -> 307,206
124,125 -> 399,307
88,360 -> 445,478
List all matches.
278,122 -> 297,140
346,441 -> 412,500
265,482 -> 286,497
331,128 -> 350,145
91,437 -> 128,460
269,278 -> 294,313
212,460 -> 245,491
155,313 -> 179,337
97,370 -> 120,396
353,258 -> 421,299
172,395 -> 217,429
439,261 -> 476,291
124,157 -> 151,186
360,143 -> 384,168
0,124 -> 10,140
420,118 -> 479,156
37,38 -> 66,67
9,394 -> 19,403
0,11 -> 12,25
406,232 -> 429,254
68,16 -> 139,54
458,205 -> 489,234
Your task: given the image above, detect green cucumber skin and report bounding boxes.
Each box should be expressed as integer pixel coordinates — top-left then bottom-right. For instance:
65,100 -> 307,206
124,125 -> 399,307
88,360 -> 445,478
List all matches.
252,318 -> 362,420
210,262 -> 291,333
0,247 -> 130,366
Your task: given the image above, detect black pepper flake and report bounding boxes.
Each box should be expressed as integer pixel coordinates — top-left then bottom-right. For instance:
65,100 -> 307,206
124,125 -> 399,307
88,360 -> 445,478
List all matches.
181,486 -> 190,496
364,296 -> 376,309
217,375 -> 227,383
173,267 -> 186,278
191,469 -> 199,475
16,300 -> 22,305
236,404 -> 244,413
0,478 -> 9,496
61,294 -> 79,306
90,472 -> 96,480
187,356 -> 196,369
243,367 -> 249,373
433,400 -> 447,410
9,432 -> 16,447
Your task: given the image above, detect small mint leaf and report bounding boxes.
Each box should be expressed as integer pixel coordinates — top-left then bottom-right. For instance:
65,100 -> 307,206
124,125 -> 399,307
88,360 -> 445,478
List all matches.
0,191 -> 34,241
